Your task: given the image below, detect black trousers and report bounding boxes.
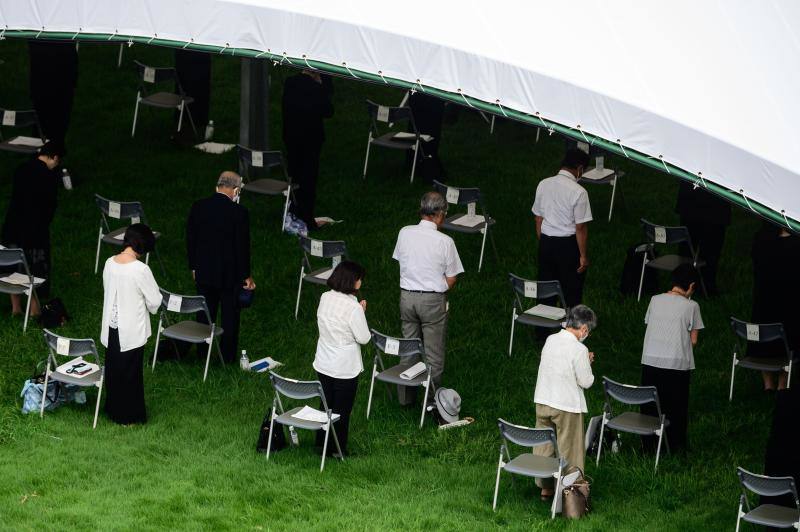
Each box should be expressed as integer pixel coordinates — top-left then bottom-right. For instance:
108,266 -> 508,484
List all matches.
286,140 -> 322,228
103,328 -> 147,425
174,49 -> 211,131
538,234 -> 585,307
196,283 -> 240,363
315,372 -> 358,454
679,219 -> 726,294
641,364 -> 690,452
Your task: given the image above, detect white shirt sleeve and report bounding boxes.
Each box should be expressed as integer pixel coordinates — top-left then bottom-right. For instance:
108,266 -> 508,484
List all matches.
392,231 -> 403,262
573,189 -> 593,224
573,346 -> 595,389
138,266 -> 163,314
690,301 -> 704,330
349,305 -> 371,345
644,299 -> 652,324
444,239 -> 464,278
531,183 -> 543,216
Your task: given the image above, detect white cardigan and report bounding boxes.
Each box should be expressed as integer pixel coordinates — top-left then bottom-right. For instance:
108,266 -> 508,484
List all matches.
533,329 -> 595,414
101,257 -> 162,352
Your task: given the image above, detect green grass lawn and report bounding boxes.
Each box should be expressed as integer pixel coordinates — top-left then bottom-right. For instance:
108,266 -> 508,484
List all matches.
0,39 -> 773,530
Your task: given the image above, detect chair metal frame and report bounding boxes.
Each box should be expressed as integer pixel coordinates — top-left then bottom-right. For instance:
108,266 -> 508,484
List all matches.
735,467 -> 800,531
0,248 -> 44,332
596,376 -> 670,472
40,329 -> 104,429
266,371 -> 344,472
432,180 -> 498,272
0,107 -> 45,155
729,317 -> 794,400
131,60 -> 197,138
93,194 -> 164,276
507,274 -> 566,356
236,145 -> 297,231
151,288 -> 224,382
637,218 -> 707,301
362,99 -> 428,183
366,329 -> 433,429
492,418 -> 565,518
294,236 -> 347,319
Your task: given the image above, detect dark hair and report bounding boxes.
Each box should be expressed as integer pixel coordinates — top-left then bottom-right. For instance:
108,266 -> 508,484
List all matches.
671,263 -> 697,291
38,140 -> 66,159
327,260 -> 365,295
561,148 -> 590,170
123,223 -> 156,255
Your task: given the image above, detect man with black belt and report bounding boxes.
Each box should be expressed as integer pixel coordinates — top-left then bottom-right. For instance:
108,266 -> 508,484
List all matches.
392,191 -> 464,405
532,148 -> 592,308
187,171 -> 255,363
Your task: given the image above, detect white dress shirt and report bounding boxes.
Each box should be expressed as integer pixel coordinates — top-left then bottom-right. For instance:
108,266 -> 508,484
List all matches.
531,170 -> 593,237
314,290 -> 371,379
392,219 -> 464,292
533,329 -> 595,413
101,257 -> 162,352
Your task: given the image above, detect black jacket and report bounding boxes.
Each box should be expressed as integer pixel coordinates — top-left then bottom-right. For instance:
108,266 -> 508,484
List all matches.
282,73 -> 334,146
2,157 -> 58,249
186,193 -> 250,288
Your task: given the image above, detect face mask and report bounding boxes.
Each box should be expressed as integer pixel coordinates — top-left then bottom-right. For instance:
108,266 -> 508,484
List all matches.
233,189 -> 241,204
579,329 -> 589,343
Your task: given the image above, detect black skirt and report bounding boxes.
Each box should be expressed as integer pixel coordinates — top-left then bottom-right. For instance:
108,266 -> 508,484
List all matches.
641,364 -> 691,452
103,328 -> 147,425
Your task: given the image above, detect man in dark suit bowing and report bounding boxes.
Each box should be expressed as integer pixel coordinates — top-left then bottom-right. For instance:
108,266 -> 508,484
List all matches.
187,171 -> 255,363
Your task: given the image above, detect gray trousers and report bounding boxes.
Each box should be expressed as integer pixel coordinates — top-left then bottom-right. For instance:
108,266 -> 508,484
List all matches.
398,290 -> 448,405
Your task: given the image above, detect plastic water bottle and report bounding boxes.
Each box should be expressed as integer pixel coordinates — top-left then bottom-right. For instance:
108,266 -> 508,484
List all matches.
61,168 -> 73,190
240,349 -> 249,371
204,120 -> 215,141
289,426 -> 299,446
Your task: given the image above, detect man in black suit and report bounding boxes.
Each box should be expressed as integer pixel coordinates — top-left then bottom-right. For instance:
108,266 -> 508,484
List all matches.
282,70 -> 334,230
187,171 -> 255,362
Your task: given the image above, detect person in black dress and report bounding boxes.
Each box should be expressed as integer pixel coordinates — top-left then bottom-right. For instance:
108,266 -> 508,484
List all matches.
282,70 -> 334,230
407,92 -> 445,182
2,141 -> 64,315
749,222 -> 800,391
29,41 -> 78,146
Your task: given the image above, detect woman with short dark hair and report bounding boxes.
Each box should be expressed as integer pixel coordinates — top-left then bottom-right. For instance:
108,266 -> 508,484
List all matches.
100,223 -> 162,425
313,260 -> 370,456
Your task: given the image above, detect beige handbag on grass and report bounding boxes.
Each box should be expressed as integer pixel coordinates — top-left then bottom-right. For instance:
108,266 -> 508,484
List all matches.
561,467 -> 592,519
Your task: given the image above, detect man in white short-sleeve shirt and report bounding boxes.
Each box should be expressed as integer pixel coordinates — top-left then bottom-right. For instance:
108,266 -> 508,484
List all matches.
532,148 -> 592,307
392,191 -> 464,404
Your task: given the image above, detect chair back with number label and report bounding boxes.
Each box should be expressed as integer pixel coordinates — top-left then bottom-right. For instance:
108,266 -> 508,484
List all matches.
370,329 -> 425,360
432,180 -> 482,206
95,194 -> 147,229
508,274 -> 566,312
134,61 -> 180,92
236,146 -> 289,180
730,317 -> 790,349
159,288 -> 211,317
366,100 -> 419,137
299,236 -> 347,270
728,317 -> 794,399
43,329 -> 100,366
0,108 -> 45,154
640,218 -> 699,257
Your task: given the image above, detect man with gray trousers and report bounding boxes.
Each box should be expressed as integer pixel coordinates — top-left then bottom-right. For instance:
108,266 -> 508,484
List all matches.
392,191 -> 464,404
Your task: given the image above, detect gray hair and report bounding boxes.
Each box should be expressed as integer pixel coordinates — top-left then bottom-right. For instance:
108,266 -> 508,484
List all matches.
565,304 -> 597,331
216,171 -> 243,189
419,191 -> 448,217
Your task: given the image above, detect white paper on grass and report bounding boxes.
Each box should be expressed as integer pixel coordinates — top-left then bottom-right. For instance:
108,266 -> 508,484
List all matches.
446,187 -> 459,204
143,67 -> 156,83
384,338 -> 400,355
376,105 -> 390,123
167,295 -> 183,312
2,110 -> 16,126
108,202 -> 121,219
56,337 -> 70,355
746,323 -> 760,342
310,239 -> 324,257
654,227 -> 667,243
524,281 -> 538,298
251,151 -> 263,167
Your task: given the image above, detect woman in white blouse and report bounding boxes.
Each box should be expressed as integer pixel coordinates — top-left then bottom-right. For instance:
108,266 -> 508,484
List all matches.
101,224 -> 162,425
313,260 -> 370,456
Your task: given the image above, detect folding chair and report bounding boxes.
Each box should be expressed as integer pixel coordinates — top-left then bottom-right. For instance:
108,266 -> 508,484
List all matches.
266,371 -> 343,472
40,329 -> 104,429
0,108 -> 45,154
151,288 -> 223,382
735,467 -> 800,531
93,194 -> 164,276
294,237 -> 347,319
596,377 -> 670,471
131,60 -> 196,138
637,219 -> 707,301
366,329 -> 433,429
0,248 -> 45,332
492,418 -> 565,519
729,317 -> 795,400
507,274 -> 566,356
363,99 -> 430,183
432,180 -> 497,271
236,146 -> 297,231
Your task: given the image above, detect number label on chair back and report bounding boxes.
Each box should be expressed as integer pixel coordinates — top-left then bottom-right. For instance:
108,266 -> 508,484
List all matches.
131,216 -> 140,224
467,202 -> 476,216
446,187 -> 460,204
108,201 -> 121,219
56,337 -> 70,355
251,151 -> 263,168
143,67 -> 156,83
2,110 -> 16,126
384,338 -> 400,355
167,295 -> 183,312
746,323 -> 760,342
654,226 -> 667,243
524,281 -> 538,298
310,240 -> 324,257
376,106 -> 390,123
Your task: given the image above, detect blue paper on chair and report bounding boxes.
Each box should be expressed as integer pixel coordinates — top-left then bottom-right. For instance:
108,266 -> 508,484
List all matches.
249,357 -> 282,373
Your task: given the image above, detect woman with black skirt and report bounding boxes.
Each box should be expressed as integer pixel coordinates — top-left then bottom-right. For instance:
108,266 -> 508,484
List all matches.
100,224 -> 162,425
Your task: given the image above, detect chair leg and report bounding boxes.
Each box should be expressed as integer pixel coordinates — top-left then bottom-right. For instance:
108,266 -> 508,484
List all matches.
177,101 -> 185,132
266,408 -> 276,461
117,43 -> 124,68
508,310 -> 516,357
608,174 -> 618,222
145,252 -> 150,265
94,227 -> 104,274
551,462 -> 564,519
410,140 -> 419,183
637,253 -> 648,302
184,105 -> 198,137
535,127 -> 541,144
215,340 -> 225,366
734,503 -> 742,532
366,364 -> 377,419
596,415 -> 606,466
294,267 -> 305,320
490,115 -> 496,134
93,375 -> 104,429
655,424 -> 665,471
131,94 -> 140,137
23,288 -> 32,333
330,423 -> 344,460
729,352 -> 737,401
151,323 -> 162,370
419,376 -> 431,429
478,226 -> 488,272
787,360 -> 793,389
362,135 -> 372,179
202,338 -> 213,382
281,187 -> 291,232
39,370 -> 50,418
492,455 -> 503,511
320,424 -> 331,472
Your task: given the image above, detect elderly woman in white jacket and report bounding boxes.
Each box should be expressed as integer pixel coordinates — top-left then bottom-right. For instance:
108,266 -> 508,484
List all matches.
100,224 -> 162,425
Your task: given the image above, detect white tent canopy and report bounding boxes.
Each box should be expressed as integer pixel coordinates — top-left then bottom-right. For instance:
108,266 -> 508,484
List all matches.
2,0 -> 799,229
